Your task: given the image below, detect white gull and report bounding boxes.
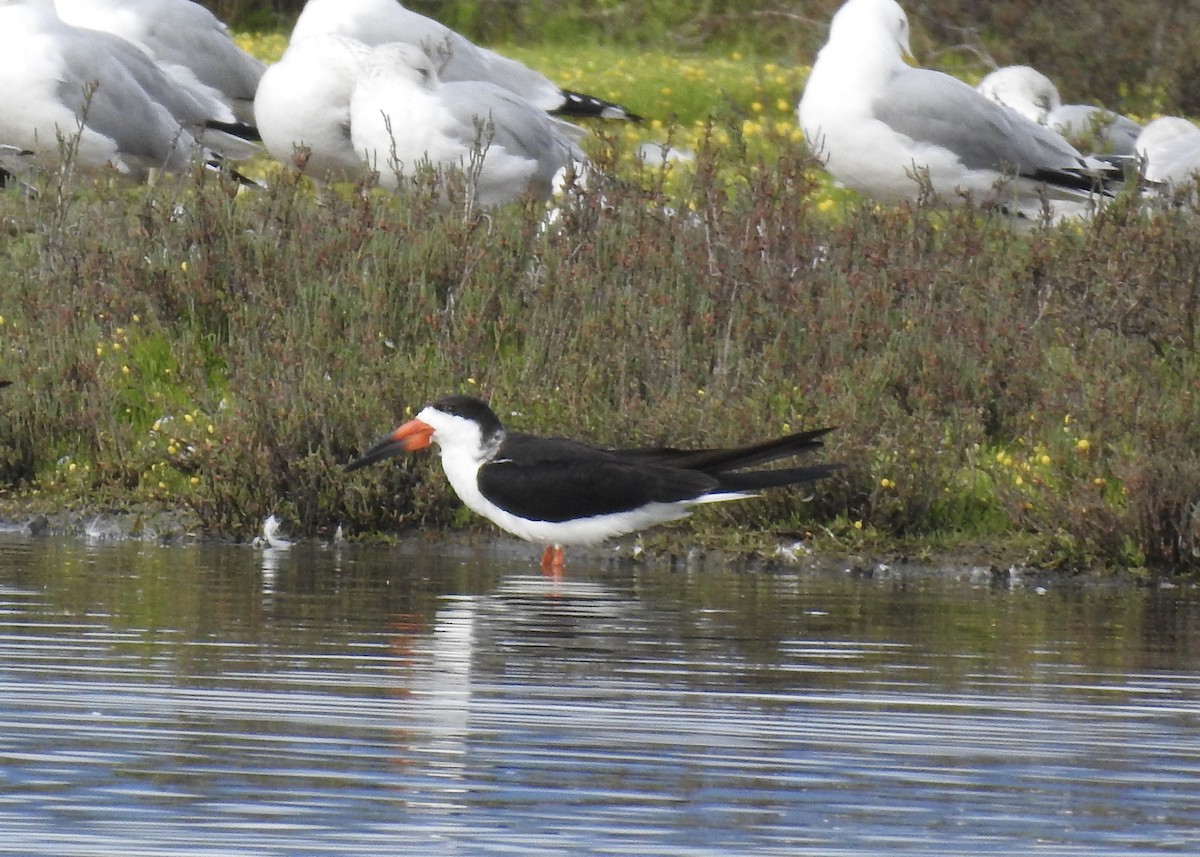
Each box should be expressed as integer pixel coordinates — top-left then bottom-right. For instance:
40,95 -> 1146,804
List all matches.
798,0 -> 1120,220
254,34 -> 371,181
348,41 -> 586,207
0,0 -> 248,178
53,0 -> 265,123
1134,116 -> 1200,186
977,65 -> 1141,156
291,0 -> 639,121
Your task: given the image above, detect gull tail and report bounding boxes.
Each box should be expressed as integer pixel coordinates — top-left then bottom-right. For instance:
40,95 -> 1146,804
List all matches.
203,119 -> 263,143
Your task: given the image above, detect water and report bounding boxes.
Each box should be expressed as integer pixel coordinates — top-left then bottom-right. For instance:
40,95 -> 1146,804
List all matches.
0,532 -> 1198,855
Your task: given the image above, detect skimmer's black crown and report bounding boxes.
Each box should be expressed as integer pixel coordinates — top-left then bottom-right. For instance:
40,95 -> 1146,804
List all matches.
429,394 -> 504,438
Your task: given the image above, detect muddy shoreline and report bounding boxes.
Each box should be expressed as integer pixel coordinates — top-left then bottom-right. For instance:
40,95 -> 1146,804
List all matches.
0,501 -> 1172,588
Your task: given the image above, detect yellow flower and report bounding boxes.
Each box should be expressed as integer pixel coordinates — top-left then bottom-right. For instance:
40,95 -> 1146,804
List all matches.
1039,454 -> 1051,466
853,520 -> 863,530
1076,439 -> 1091,452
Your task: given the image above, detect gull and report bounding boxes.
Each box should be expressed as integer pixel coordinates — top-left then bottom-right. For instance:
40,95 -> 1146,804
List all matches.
0,0 -> 258,177
254,34 -> 371,181
291,0 -> 640,121
0,145 -> 37,192
1134,116 -> 1200,186
0,0 -> 204,177
798,0 -> 1121,220
977,65 -> 1141,156
349,42 -> 586,207
53,0 -> 265,123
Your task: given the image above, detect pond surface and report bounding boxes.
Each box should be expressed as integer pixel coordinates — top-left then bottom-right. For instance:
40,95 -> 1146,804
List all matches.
0,531 -> 1198,855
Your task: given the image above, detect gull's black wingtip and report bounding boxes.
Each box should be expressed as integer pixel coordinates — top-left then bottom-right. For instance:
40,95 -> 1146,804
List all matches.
554,89 -> 643,122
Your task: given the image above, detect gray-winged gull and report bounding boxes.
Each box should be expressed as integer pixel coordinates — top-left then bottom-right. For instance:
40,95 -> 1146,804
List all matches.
977,65 -> 1141,157
0,0 -> 252,178
348,42 -> 586,207
291,0 -> 640,121
254,34 -> 371,182
53,0 -> 265,123
798,0 -> 1120,220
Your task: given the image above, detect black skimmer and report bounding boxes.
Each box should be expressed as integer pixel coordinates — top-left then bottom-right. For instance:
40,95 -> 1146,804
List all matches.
346,394 -> 842,573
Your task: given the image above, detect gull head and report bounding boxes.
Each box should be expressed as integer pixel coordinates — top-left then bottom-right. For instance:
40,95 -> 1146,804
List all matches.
360,41 -> 441,90
829,0 -> 912,59
978,66 -> 1062,124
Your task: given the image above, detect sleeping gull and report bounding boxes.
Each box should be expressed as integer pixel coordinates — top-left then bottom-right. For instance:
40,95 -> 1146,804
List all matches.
0,0 -> 251,178
291,0 -> 641,121
348,42 -> 586,207
977,65 -> 1141,156
798,0 -> 1121,220
254,34 -> 371,181
53,0 -> 265,123
1134,116 -> 1200,186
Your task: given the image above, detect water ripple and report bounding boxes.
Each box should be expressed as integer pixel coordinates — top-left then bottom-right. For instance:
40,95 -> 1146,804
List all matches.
0,538 -> 1197,855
